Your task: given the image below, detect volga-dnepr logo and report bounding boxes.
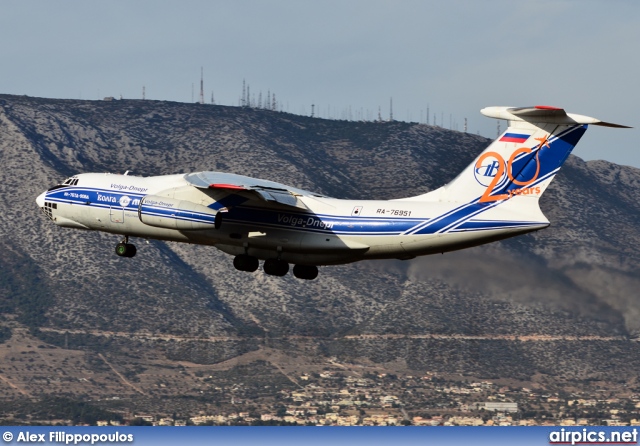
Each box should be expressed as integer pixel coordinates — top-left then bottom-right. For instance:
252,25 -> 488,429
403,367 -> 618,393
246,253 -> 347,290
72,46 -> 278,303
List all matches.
474,158 -> 507,188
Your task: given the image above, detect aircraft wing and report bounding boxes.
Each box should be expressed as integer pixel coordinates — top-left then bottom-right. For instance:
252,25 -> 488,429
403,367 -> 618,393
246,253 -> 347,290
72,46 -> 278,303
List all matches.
184,171 -> 326,210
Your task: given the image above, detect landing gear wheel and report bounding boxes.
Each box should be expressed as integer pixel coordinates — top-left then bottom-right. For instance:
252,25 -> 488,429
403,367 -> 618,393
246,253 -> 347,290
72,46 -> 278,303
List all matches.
263,259 -> 289,277
293,264 -> 318,280
125,243 -> 136,258
115,242 -> 136,258
233,254 -> 259,272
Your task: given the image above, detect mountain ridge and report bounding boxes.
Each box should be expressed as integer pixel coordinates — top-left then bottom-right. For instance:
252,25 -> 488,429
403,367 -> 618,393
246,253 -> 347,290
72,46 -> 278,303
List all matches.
1,94 -> 640,415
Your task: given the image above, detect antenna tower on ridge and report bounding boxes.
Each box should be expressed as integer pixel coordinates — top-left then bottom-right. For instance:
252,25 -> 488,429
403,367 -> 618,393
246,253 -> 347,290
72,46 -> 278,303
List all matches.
242,79 -> 246,107
199,67 -> 204,104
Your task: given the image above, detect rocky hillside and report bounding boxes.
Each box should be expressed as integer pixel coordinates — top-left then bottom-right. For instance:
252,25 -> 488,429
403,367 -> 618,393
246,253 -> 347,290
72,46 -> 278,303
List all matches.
1,94 -> 639,388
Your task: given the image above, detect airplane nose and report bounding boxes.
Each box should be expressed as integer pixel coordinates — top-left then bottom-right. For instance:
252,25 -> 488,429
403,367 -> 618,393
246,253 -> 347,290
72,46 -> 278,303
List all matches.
36,191 -> 46,208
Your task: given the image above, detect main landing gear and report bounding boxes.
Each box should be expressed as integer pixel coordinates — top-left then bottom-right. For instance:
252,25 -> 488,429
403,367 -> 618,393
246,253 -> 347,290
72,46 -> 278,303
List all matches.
232,255 -> 318,280
292,264 -> 318,280
115,236 -> 136,258
233,254 -> 259,272
263,258 -> 289,277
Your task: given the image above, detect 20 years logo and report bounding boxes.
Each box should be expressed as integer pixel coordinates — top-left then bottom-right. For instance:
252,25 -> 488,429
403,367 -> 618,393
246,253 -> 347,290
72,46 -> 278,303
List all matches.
475,134 -> 550,203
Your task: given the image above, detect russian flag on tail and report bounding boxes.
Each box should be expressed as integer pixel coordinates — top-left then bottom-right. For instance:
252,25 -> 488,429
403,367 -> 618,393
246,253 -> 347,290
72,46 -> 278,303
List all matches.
499,132 -> 530,143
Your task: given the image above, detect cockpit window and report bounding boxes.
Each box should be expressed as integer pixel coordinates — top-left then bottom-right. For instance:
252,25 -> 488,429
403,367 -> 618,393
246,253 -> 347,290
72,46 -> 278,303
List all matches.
61,177 -> 79,186
48,176 -> 79,192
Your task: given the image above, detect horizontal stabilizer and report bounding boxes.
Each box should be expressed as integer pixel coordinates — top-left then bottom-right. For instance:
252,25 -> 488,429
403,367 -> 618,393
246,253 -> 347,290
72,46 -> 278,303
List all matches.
481,106 -> 631,128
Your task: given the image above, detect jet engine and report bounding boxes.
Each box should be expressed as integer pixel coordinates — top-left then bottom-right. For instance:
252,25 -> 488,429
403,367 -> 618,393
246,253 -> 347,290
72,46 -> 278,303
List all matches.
138,195 -> 218,231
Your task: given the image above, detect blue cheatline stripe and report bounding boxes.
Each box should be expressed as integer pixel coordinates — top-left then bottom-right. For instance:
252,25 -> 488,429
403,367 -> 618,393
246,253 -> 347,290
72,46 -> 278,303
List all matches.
430,200 -> 503,235
140,205 -> 217,221
453,220 -> 546,231
402,199 -> 479,235
451,224 -> 545,232
139,209 -> 217,225
224,206 -> 426,235
142,205 -> 215,225
223,219 -> 406,236
401,196 -> 502,236
46,187 -> 146,211
236,204 -> 431,223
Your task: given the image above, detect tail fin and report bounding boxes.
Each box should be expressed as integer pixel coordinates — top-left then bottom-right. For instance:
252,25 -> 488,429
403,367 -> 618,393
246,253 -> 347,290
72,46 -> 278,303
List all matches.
440,106 -> 629,204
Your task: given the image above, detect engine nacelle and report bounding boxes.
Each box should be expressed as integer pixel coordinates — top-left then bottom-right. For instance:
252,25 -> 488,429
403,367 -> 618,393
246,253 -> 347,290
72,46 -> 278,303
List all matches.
138,195 -> 218,231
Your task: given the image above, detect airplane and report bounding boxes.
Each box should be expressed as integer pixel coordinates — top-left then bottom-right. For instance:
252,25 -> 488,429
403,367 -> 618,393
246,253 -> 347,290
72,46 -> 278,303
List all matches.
36,105 -> 629,280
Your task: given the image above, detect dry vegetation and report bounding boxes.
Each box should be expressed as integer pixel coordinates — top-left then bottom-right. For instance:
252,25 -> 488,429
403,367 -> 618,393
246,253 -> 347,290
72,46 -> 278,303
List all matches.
1,94 -> 640,419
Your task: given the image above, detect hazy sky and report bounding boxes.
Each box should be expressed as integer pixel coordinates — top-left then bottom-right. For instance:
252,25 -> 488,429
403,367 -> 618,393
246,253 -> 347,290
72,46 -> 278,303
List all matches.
2,0 -> 639,167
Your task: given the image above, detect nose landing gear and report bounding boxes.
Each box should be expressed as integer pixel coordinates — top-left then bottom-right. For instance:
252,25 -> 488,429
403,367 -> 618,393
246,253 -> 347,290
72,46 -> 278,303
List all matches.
115,236 -> 136,258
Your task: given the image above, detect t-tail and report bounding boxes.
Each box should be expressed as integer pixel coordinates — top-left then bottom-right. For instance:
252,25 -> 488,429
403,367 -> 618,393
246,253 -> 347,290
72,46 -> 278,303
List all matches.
437,106 -> 629,209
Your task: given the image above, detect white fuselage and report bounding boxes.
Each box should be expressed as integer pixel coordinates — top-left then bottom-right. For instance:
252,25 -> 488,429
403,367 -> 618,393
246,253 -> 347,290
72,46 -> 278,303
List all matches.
37,172 -> 548,265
